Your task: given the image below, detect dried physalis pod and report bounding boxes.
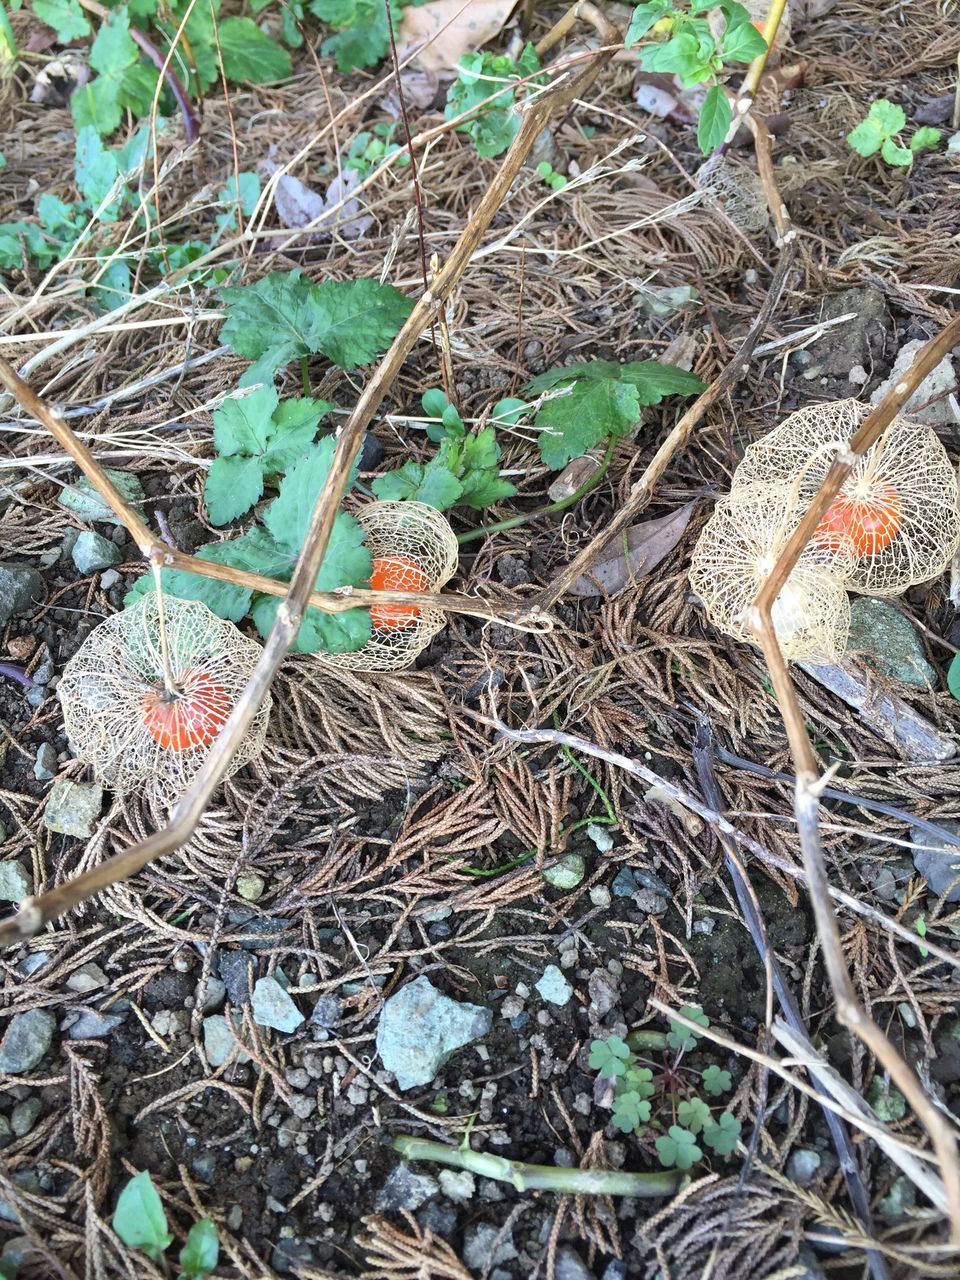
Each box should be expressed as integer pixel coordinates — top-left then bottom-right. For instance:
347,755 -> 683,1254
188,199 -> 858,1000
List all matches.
696,156 -> 769,234
689,482 -> 854,661
58,591 -> 270,805
734,400 -> 960,597
318,501 -> 459,673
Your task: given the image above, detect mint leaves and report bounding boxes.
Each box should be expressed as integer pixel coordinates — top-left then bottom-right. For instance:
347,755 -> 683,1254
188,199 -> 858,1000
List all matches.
205,386 -> 333,525
219,271 -> 414,385
847,99 -> 941,167
528,360 -> 705,470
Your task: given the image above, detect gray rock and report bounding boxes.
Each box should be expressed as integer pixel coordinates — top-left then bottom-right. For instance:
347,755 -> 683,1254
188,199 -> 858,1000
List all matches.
58,468 -> 145,524
542,853 -> 586,890
251,977 -> 304,1033
555,1247 -> 594,1280
203,1014 -> 250,1067
66,963 -> 108,993
0,1010 -> 56,1074
44,779 -> 103,838
786,1148 -> 822,1187
911,820 -> 960,901
66,1010 -> 123,1039
871,338 -> 958,425
376,975 -> 492,1090
375,1164 -> 438,1212
218,951 -> 253,1005
602,1263 -> 628,1280
587,969 -> 619,1017
585,822 -> 614,852
190,1151 -> 217,1183
310,994 -> 341,1028
271,1241 -> 316,1276
635,867 -> 672,897
463,1224 -> 517,1271
417,1202 -> 457,1236
589,885 -> 612,908
0,565 -> 42,628
633,888 -> 669,914
71,531 -> 121,574
811,286 -> 888,378
848,599 -> 935,688
18,953 -> 50,977
100,568 -> 120,589
10,1097 -> 41,1137
33,744 -> 57,782
201,977 -> 226,1012
612,867 -> 638,897
438,1170 -> 475,1203
0,862 -> 31,903
536,964 -> 573,1007
877,1175 -> 916,1221
1,1236 -> 32,1274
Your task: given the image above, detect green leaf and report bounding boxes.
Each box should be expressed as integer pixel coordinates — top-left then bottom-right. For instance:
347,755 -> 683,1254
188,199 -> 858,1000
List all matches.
92,254 -> 131,310
213,385 -> 278,457
910,126 -> 941,152
271,396 -> 334,435
306,277 -> 414,369
697,84 -> 731,154
677,1097 -> 712,1135
252,591 -> 371,654
588,1035 -> 631,1077
264,439 -> 339,553
847,117 -> 884,157
720,18 -> 766,61
72,5 -> 139,136
947,652 -> 960,701
881,137 -> 913,167
640,32 -> 712,87
217,17 -> 292,82
623,1064 -> 655,1099
313,0 -> 401,71
868,99 -> 906,136
458,471 -> 516,509
666,1004 -> 709,1051
0,221 -> 58,269
123,535 -> 264,621
701,1064 -> 732,1096
490,397 -> 529,427
112,1172 -> 172,1261
611,1090 -> 651,1132
220,270 -> 318,384
619,361 -> 707,401
702,1111 -> 740,1155
180,1219 -> 219,1280
625,1 -> 671,46
263,398 -> 331,470
371,457 -> 464,510
205,455 -> 265,525
72,74 -> 123,136
422,387 -> 451,419
32,0 -> 90,40
535,379 -> 642,469
445,44 -> 544,158
656,1126 -> 702,1170
116,60 -> 159,114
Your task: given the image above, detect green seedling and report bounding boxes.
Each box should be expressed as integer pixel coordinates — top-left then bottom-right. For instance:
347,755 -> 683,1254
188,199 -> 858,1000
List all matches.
345,122 -> 410,177
112,1171 -> 218,1278
445,43 -> 545,158
536,161 -> 567,190
847,100 -> 941,167
625,1 -> 768,153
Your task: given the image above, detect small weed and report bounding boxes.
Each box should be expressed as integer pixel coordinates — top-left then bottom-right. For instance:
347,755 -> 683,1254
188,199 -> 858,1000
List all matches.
915,915 -> 929,959
536,161 -> 567,191
847,100 -> 941,167
445,44 -> 545,159
112,1171 -> 218,1278
345,122 -> 410,177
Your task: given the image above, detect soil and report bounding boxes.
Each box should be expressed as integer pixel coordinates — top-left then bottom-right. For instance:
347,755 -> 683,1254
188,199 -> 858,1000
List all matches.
2,1 -> 960,1278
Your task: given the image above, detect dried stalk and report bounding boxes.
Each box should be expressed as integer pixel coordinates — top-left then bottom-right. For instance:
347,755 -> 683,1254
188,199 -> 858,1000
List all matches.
0,17 -> 617,946
749,313 -> 960,1243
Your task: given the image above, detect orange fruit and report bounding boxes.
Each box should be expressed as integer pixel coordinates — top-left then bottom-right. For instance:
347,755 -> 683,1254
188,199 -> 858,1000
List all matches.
142,669 -> 231,751
814,484 -> 903,557
369,555 -> 428,630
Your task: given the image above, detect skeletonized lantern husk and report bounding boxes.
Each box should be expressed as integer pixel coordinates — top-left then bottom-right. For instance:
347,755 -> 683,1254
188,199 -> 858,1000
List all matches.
734,400 -> 960,597
689,481 -> 854,661
696,156 -> 769,234
58,591 -> 270,805
317,501 -> 459,673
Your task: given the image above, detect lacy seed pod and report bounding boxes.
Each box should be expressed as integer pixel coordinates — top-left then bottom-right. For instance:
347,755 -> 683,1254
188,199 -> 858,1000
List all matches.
689,482 -> 854,661
696,156 -> 769,234
318,501 -> 459,673
734,400 -> 960,596
58,591 -> 270,804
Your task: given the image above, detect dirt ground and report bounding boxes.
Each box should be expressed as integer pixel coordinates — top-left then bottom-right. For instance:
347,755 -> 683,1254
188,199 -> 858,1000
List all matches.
2,0 -> 960,1277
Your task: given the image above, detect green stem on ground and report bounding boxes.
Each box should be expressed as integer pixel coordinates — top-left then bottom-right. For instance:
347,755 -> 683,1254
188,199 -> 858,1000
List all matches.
391,1136 -> 680,1196
300,355 -> 311,397
456,435 -> 616,545
627,1030 -> 669,1052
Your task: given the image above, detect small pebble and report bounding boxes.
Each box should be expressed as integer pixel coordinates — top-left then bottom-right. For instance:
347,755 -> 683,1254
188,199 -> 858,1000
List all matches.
10,1098 -> 41,1137
33,744 -> 57,782
236,872 -> 266,902
589,885 -> 611,908
542,853 -> 585,890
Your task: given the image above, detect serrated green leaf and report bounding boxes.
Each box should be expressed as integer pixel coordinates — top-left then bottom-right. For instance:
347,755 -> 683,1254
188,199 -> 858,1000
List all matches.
371,457 -> 464,509
313,0 -> 400,71
640,32 -> 712,87
868,99 -> 905,136
204,455 -> 265,525
720,18 -> 766,62
698,84 -> 731,154
124,534 -> 271,621
72,73 -> 123,136
847,118 -> 883,157
625,1 -> 671,46
213,385 -> 278,457
263,440 -> 361,559
619,361 -> 707,401
180,1219 -> 219,1279
0,221 -> 57,269
112,1172 -> 172,1261
271,396 -> 334,434
33,0 -> 91,40
535,379 -> 641,469
306,277 -> 413,369
458,471 -> 515,509
217,16 -> 291,82
881,136 -> 912,167
252,592 -> 371,653
910,126 -> 941,152
220,270 -> 316,384
445,44 -> 544,158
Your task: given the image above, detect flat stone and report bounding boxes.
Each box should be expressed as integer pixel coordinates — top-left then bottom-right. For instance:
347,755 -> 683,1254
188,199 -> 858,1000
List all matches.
375,1164 -> 438,1212
71,531 -> 121,574
58,468 -> 145,525
438,1170 -> 475,1203
236,872 -> 266,902
44,779 -> 103,838
612,867 -> 638,897
10,1097 -> 41,1137
218,950 -> 253,1005
910,820 -> 960,902
100,568 -> 120,589
0,1010 -> 56,1074
542,853 -> 586,890
786,1148 -> 822,1186
201,977 -> 226,1012
0,862 -> 31,903
0,565 -> 42,628
633,888 -> 669,914
535,964 -> 573,1007
251,976 -> 304,1033
877,1175 -> 916,1221
66,963 -> 108,993
203,1014 -> 250,1067
463,1224 -> 517,1271
66,1010 -> 123,1039
33,744 -> 57,782
310,994 -> 341,1028
587,968 -> 619,1017
375,975 -> 492,1090
555,1247 -> 594,1280
848,599 -> 935,688
871,338 -> 958,425
589,885 -> 612,908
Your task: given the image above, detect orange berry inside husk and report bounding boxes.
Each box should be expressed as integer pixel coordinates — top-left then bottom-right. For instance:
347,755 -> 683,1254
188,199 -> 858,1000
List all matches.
369,555 -> 428,630
814,484 -> 903,557
141,669 -> 231,752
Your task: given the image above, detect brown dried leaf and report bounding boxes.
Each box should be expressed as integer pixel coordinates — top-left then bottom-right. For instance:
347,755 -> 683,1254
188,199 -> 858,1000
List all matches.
397,0 -> 514,73
568,500 -> 697,598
